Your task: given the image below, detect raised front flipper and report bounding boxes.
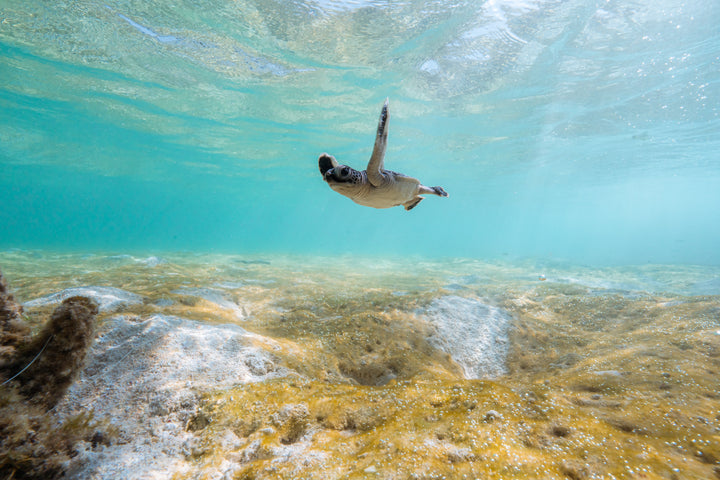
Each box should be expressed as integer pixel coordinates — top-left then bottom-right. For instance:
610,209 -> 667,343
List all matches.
366,98 -> 389,187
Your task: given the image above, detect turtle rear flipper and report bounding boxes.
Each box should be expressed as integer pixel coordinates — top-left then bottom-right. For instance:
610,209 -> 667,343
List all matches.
432,186 -> 448,197
404,197 -> 423,211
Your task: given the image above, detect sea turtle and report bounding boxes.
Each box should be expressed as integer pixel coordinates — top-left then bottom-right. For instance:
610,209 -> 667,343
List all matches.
318,99 -> 448,211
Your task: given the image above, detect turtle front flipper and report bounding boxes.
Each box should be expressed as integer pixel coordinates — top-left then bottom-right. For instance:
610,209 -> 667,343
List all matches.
366,98 -> 389,187
318,153 -> 338,176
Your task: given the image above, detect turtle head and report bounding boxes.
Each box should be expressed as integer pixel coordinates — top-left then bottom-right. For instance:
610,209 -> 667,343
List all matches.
318,153 -> 337,176
319,154 -> 363,187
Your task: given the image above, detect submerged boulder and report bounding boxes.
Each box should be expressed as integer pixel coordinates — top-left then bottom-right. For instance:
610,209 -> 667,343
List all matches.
0,270 -> 29,362
0,270 -> 100,480
4,296 -> 98,407
171,287 -> 247,319
57,314 -> 289,479
1,270 -> 99,407
23,286 -> 143,313
422,296 -> 510,379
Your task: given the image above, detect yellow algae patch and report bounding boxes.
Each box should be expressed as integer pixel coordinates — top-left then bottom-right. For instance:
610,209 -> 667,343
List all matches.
502,289 -> 720,480
179,282 -> 720,480
248,293 -> 466,385
186,375 -> 719,480
187,380 -> 536,479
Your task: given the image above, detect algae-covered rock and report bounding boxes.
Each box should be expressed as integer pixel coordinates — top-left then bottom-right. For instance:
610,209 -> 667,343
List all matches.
23,286 -> 142,313
422,296 -> 510,378
0,270 -> 101,480
171,287 -> 247,319
0,269 -> 29,361
1,268 -> 99,407
5,296 -> 98,407
271,403 -> 310,444
56,314 -> 291,479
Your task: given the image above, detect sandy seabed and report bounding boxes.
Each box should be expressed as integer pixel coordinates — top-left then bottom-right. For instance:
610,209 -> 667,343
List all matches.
1,250 -> 719,480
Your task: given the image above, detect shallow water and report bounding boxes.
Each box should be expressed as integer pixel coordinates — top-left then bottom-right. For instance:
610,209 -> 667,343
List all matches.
1,251 -> 719,479
1,0 -> 720,478
1,0 -> 719,263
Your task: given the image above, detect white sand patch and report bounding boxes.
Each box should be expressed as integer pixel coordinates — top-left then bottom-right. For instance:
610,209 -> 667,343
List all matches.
23,286 -> 143,313
422,296 -> 510,379
57,314 -> 290,479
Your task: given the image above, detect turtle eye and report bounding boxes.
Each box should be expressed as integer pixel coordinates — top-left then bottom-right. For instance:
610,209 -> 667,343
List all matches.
340,167 -> 350,177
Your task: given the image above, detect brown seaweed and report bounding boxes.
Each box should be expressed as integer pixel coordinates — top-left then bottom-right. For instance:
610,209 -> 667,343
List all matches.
0,269 -> 101,480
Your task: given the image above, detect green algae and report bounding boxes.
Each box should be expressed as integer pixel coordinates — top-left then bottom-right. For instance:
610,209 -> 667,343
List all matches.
1,251 -> 719,479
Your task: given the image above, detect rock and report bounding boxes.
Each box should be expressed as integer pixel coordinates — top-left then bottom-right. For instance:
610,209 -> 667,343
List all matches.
153,298 -> 175,307
483,410 -> 503,422
0,269 -> 29,361
56,314 -> 289,479
239,439 -> 273,463
0,269 -> 23,323
446,447 -> 475,463
560,459 -> 590,479
23,286 -> 143,313
272,403 -> 310,445
422,296 -> 510,379
181,436 -> 207,459
4,296 -> 98,407
140,256 -> 165,267
220,463 -> 243,480
592,370 -> 622,377
0,272 -> 100,480
172,288 -> 246,319
218,430 -> 243,450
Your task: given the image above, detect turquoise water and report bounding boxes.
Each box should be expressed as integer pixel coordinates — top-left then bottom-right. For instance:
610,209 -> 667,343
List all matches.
1,0 -> 719,264
3,4 -> 720,477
